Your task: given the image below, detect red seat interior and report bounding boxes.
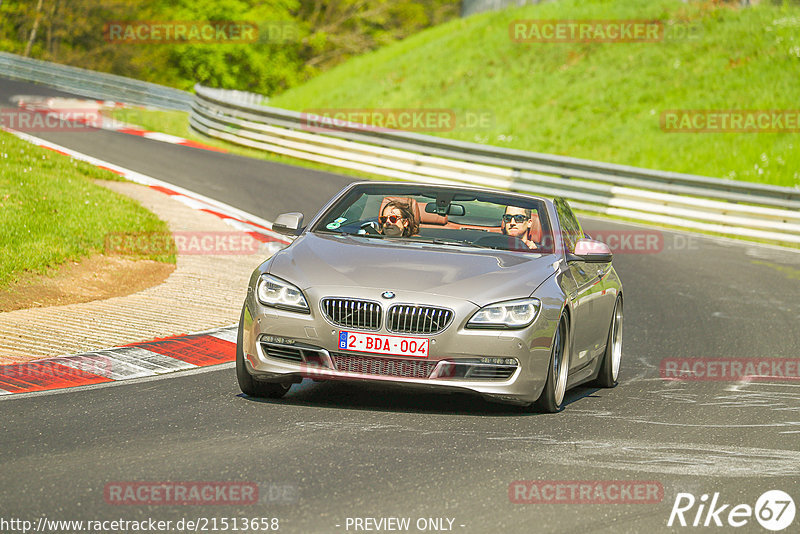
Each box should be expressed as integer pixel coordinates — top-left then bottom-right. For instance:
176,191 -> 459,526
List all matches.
528,212 -> 543,243
419,203 -> 448,225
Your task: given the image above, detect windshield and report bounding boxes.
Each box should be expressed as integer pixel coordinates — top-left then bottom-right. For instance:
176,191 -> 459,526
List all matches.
311,183 -> 554,253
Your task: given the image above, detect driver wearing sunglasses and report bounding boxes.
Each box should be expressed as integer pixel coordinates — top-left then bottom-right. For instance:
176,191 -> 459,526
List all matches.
501,206 -> 537,249
378,200 -> 419,237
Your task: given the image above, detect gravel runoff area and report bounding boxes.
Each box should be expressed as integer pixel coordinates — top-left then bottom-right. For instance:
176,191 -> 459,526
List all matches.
0,180 -> 268,364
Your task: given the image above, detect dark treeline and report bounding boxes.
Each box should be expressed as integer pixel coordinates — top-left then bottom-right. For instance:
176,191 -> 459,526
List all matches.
0,0 -> 459,95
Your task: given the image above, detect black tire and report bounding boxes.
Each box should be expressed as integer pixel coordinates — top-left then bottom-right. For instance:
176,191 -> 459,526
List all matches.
592,297 -> 623,388
533,317 -> 570,413
236,305 -> 292,399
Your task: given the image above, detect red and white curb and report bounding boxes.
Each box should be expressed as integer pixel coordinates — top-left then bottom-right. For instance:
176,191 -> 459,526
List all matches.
9,95 -> 227,153
0,326 -> 238,395
0,130 -> 292,394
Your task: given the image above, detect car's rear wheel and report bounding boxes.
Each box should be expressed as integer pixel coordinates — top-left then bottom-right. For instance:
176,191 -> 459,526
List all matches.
592,297 -> 623,388
236,305 -> 292,399
533,317 -> 570,413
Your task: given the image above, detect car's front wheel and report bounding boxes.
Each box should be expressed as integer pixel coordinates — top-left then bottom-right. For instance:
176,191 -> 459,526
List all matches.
533,316 -> 570,413
236,305 -> 292,399
592,297 -> 623,388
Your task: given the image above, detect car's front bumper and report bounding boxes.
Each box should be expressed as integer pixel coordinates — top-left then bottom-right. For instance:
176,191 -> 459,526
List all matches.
240,288 -> 559,406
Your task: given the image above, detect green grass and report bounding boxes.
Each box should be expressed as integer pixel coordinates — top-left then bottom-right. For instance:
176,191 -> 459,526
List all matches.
0,130 -> 174,289
265,0 -> 800,189
112,109 -> 194,142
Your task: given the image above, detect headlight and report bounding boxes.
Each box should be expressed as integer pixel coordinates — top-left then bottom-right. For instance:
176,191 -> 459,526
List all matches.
467,298 -> 541,329
256,274 -> 309,313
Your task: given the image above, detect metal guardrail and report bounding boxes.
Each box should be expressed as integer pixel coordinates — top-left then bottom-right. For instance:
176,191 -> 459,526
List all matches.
190,85 -> 800,245
0,52 -> 193,111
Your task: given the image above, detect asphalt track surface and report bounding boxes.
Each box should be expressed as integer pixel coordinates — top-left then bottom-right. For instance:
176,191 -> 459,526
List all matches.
1,78 -> 799,533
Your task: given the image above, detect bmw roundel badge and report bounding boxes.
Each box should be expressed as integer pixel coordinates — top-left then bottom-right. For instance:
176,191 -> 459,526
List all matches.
382,291 -> 396,299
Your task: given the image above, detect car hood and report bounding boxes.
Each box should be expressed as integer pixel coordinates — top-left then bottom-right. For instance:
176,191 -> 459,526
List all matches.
268,233 -> 558,305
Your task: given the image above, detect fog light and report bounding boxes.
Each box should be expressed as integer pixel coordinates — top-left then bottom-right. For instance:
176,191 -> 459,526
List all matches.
479,357 -> 518,366
262,335 -> 296,345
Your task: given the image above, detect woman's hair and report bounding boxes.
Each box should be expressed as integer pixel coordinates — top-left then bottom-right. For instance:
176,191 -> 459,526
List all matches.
381,200 -> 419,236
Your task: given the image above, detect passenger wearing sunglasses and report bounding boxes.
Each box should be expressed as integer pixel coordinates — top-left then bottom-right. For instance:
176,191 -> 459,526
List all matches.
378,201 -> 419,237
501,206 -> 537,249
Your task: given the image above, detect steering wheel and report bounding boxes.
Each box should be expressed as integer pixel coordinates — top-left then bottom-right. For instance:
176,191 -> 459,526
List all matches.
359,221 -> 381,235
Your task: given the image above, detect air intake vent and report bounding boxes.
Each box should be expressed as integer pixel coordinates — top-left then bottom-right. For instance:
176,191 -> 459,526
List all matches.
331,353 -> 436,379
465,365 -> 516,380
321,298 -> 382,330
261,343 -> 303,362
387,305 -> 453,334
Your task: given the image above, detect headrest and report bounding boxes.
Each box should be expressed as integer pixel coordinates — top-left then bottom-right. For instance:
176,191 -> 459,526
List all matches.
528,211 -> 543,243
419,203 -> 448,225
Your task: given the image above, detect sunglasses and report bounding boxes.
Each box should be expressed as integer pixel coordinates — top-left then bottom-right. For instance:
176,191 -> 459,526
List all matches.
379,215 -> 405,224
502,214 -> 530,223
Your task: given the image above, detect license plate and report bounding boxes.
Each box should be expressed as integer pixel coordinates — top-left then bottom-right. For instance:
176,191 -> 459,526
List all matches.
338,331 -> 429,358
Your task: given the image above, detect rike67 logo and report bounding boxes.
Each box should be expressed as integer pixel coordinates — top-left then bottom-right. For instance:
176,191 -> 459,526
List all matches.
668,490 -> 796,531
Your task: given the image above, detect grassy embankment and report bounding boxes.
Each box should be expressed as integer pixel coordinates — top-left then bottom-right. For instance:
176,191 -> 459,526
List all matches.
0,130 -> 173,291
270,0 -> 800,188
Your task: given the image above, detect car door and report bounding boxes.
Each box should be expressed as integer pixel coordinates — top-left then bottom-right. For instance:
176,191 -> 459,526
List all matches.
554,198 -> 601,370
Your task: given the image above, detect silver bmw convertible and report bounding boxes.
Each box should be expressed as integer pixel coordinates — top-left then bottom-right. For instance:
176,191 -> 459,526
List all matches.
236,181 -> 623,412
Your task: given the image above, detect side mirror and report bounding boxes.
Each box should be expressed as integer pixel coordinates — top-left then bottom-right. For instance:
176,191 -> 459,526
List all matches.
272,212 -> 304,236
569,238 -> 612,263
